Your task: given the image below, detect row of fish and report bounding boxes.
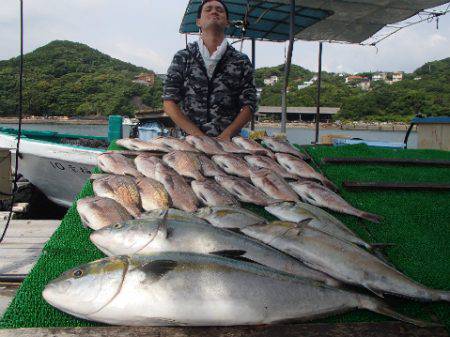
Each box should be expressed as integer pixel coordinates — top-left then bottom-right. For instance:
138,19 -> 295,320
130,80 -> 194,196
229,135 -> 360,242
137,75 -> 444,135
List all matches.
117,135 -> 306,159
96,145 -> 381,222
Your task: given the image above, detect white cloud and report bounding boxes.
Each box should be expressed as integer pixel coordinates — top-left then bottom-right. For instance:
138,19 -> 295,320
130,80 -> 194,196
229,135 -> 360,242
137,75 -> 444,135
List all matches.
103,41 -> 168,72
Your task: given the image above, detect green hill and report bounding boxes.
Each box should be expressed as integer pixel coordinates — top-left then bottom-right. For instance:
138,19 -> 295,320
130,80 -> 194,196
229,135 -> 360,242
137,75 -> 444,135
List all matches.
256,58 -> 450,122
0,40 -> 162,117
1,40 -> 448,122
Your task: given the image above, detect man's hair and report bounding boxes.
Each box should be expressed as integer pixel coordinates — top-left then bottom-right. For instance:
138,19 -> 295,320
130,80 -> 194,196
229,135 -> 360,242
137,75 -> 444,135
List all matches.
197,0 -> 229,20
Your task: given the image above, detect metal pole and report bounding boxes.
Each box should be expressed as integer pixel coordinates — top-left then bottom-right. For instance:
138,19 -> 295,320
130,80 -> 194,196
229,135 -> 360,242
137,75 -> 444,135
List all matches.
250,38 -> 256,130
314,42 -> 323,144
281,0 -> 295,135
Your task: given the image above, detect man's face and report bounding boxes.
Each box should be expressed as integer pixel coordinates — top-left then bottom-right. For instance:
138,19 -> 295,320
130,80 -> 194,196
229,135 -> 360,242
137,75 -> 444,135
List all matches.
196,1 -> 229,31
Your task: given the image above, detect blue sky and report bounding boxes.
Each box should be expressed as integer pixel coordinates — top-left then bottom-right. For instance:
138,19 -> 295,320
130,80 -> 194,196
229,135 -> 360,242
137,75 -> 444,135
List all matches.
1,1 -> 449,74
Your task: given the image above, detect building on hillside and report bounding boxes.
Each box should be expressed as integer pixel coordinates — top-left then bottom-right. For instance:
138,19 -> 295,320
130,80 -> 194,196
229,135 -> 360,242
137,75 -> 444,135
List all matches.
357,79 -> 371,91
372,72 -> 387,81
156,74 -> 167,82
263,75 -> 279,86
345,75 -> 368,84
132,72 -> 156,87
297,77 -> 317,90
256,87 -> 263,99
392,72 -> 404,82
414,76 -> 422,81
255,106 -> 339,123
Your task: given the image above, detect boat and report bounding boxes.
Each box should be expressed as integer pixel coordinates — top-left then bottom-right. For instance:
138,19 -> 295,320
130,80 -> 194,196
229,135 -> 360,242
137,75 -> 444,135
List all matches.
0,127 -> 108,207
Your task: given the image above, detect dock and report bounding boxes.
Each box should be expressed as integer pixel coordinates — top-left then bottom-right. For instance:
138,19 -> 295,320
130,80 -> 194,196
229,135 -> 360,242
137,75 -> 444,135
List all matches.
0,219 -> 60,317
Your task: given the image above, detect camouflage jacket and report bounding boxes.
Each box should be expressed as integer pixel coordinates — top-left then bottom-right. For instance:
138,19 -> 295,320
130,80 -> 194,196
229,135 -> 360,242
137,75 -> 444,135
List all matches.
163,42 -> 256,136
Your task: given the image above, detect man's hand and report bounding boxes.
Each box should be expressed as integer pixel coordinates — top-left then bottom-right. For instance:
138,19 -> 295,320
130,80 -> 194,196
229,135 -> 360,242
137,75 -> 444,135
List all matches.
217,106 -> 253,141
216,131 -> 232,141
164,100 -> 205,137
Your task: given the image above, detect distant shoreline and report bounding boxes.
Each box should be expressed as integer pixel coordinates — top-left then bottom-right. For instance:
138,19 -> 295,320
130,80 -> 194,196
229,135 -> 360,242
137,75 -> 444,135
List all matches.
0,117 -> 108,125
0,117 -> 413,132
255,121 -> 413,132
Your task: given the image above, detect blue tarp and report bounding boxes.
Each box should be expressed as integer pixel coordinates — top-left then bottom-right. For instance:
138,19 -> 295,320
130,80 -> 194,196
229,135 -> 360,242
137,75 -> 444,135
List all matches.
179,0 -> 332,42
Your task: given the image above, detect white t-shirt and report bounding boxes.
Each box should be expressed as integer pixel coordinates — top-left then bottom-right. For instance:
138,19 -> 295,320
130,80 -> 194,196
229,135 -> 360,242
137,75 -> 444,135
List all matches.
197,37 -> 228,78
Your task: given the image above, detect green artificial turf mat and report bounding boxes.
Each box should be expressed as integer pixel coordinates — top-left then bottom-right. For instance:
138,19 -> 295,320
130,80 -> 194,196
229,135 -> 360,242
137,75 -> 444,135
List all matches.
1,143 -> 449,329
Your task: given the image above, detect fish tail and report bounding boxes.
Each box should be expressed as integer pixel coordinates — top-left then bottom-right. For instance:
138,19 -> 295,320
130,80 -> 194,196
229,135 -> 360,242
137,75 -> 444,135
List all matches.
358,211 -> 383,224
322,178 -> 339,192
359,296 -> 442,327
434,290 -> 450,302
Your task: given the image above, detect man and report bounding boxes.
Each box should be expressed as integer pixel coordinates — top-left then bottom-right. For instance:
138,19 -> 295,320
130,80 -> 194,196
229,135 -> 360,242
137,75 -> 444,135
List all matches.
163,0 -> 256,140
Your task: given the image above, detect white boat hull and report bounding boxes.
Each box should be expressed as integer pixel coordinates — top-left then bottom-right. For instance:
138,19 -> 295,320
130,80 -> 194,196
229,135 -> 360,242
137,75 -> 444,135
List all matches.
0,133 -> 104,208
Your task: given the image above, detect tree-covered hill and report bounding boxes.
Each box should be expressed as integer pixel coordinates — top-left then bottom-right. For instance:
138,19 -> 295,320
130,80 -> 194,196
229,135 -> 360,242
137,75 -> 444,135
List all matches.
1,40 -> 448,122
0,40 -> 162,117
256,57 -> 450,122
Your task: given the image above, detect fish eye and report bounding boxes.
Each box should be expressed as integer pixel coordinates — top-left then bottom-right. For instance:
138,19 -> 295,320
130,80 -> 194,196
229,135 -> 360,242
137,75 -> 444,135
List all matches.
73,269 -> 83,278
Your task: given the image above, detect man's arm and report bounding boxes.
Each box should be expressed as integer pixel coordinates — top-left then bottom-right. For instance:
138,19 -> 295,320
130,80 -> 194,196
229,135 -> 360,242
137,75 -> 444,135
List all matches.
162,50 -> 204,136
216,105 -> 252,141
218,55 -> 256,140
164,100 -> 205,136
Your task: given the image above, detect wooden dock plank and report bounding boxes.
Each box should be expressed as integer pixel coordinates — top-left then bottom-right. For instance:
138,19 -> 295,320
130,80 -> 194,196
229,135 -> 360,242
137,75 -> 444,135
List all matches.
0,220 -> 60,276
0,322 -> 447,337
0,284 -> 19,318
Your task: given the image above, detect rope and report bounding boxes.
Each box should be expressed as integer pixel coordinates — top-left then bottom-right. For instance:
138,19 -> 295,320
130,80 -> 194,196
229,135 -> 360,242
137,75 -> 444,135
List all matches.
1,0 -> 24,243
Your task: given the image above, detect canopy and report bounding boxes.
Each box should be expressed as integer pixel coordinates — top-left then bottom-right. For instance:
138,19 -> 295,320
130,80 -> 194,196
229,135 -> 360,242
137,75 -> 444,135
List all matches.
179,0 -> 332,42
289,0 -> 450,43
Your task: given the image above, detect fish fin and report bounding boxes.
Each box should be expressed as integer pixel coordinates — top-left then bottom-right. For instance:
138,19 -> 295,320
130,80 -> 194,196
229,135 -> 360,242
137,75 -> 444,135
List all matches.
210,249 -> 246,257
156,210 -> 170,239
359,211 -> 383,224
141,260 -> 178,280
210,250 -> 262,265
359,296 -> 442,328
322,178 -> 339,192
365,285 -> 385,298
370,242 -> 396,249
226,227 -> 244,234
296,218 -> 314,226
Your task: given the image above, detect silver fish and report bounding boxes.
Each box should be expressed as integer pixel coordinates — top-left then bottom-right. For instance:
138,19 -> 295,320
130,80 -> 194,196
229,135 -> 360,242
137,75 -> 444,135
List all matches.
196,206 -> 267,229
244,155 -> 296,179
97,153 -> 142,178
216,138 -> 252,154
162,151 -> 203,180
232,136 -> 275,158
90,215 -> 338,287
134,154 -> 165,180
76,196 -> 132,230
212,154 -> 252,178
43,253 -> 434,326
215,175 -> 277,206
276,153 -> 337,191
242,221 -> 450,302
154,163 -> 198,212
191,179 -> 239,207
290,181 -> 382,223
198,154 -> 225,177
135,177 -> 171,211
92,175 -> 142,218
185,135 -> 227,155
250,169 -> 298,202
265,202 -> 372,249
261,137 -> 307,159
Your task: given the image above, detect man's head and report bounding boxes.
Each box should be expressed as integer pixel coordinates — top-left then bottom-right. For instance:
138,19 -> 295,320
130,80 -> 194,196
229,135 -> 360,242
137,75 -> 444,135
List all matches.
196,0 -> 229,32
